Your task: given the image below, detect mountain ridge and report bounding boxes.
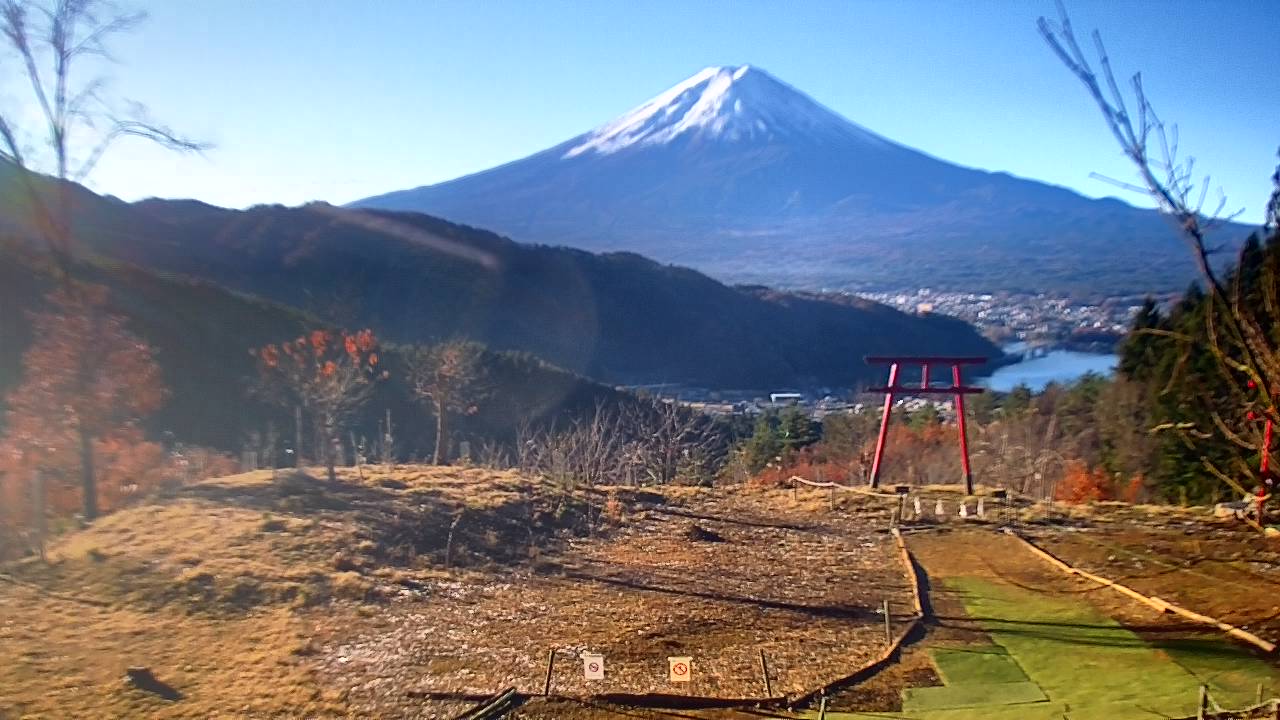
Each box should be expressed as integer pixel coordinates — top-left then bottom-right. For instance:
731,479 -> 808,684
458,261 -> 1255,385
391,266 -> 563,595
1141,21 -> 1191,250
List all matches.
0,162 -> 1002,392
354,65 -> 1249,294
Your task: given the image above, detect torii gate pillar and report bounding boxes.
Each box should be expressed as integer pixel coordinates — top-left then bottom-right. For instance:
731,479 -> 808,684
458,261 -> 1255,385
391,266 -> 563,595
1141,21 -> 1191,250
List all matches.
865,356 -> 987,495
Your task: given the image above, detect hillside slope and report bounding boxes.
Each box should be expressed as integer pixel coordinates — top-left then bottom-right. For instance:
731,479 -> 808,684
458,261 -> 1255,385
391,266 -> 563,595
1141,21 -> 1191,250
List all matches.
0,466 -> 913,718
1,162 -> 1002,389
0,250 -> 648,456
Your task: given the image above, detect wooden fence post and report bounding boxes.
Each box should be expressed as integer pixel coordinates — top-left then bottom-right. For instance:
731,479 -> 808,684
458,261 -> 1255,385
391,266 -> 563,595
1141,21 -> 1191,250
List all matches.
1197,684 -> 1208,719
759,649 -> 772,697
543,648 -> 555,695
883,599 -> 892,646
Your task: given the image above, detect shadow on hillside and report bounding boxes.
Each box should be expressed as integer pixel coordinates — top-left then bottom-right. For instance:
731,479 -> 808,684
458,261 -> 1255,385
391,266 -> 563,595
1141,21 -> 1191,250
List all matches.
912,552 -> 935,618
181,471 -> 403,515
928,611 -> 1258,659
647,506 -> 818,533
563,569 -> 881,621
181,471 -> 596,568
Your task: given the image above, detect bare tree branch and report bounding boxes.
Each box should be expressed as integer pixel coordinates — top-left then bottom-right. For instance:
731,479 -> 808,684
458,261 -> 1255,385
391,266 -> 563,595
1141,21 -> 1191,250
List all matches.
1041,4 -> 1278,507
0,0 -> 205,281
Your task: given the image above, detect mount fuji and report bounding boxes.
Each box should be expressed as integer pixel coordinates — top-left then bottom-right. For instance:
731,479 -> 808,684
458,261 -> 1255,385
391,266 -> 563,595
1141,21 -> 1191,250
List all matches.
354,65 -> 1246,294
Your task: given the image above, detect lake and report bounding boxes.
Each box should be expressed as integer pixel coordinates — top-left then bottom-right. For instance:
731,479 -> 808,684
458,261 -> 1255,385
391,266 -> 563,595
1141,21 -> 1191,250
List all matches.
982,350 -> 1118,392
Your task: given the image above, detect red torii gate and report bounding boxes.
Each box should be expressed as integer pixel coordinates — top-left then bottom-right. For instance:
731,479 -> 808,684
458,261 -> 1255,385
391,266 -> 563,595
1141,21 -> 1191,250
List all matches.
865,356 -> 987,495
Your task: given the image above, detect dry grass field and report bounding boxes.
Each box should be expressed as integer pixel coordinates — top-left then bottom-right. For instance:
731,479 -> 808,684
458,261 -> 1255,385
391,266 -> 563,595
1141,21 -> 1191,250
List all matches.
0,466 -> 917,719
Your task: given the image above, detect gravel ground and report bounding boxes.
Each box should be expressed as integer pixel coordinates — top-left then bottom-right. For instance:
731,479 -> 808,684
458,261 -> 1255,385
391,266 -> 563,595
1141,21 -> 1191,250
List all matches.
311,490 -> 915,719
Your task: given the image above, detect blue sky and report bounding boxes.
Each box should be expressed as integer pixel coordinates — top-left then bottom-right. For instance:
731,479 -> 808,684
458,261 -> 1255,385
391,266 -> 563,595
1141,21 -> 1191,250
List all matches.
9,0 -> 1277,222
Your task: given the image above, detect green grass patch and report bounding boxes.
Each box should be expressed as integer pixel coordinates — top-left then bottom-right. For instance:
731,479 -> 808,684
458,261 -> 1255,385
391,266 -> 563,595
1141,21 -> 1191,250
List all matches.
902,681 -> 1046,710
929,647 -> 1028,685
806,703 -> 1069,720
795,576 -> 1280,720
945,577 -> 1279,717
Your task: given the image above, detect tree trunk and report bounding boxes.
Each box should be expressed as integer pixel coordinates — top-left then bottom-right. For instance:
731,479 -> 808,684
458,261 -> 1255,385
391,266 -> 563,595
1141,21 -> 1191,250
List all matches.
433,399 -> 448,465
325,415 -> 338,483
294,405 -> 303,468
79,427 -> 97,520
31,470 -> 46,561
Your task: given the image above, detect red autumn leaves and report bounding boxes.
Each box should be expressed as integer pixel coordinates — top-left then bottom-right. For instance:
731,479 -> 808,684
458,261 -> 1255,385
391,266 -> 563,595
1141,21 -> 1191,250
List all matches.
252,329 -> 379,380
251,329 -> 384,480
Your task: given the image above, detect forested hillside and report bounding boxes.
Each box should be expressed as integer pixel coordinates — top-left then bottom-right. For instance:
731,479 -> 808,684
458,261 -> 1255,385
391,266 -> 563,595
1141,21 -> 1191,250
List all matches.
1,162 -> 1001,390
0,250 -> 648,457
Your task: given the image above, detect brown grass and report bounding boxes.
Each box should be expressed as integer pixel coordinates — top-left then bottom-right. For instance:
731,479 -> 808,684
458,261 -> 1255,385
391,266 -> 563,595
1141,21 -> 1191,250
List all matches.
0,465 -> 604,718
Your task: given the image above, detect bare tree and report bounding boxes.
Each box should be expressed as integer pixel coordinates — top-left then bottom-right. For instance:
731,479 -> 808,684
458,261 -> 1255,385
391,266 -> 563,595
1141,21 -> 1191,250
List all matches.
1,1 -> 202,520
408,341 -> 491,465
1039,2 -> 1277,501
517,401 -> 625,488
516,396 -> 726,488
624,396 -> 723,486
1,0 -> 204,276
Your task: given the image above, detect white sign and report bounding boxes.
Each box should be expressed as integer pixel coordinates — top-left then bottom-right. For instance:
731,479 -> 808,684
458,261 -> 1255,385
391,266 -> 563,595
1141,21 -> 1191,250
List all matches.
582,652 -> 604,681
668,656 -> 692,682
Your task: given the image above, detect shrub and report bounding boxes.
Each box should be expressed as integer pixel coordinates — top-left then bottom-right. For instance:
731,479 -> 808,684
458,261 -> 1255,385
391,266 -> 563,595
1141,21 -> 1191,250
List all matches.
1055,460 -> 1113,503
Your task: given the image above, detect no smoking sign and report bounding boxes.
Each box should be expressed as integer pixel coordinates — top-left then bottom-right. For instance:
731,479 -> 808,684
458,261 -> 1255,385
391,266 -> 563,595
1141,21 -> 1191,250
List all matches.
668,656 -> 692,682
582,652 -> 605,681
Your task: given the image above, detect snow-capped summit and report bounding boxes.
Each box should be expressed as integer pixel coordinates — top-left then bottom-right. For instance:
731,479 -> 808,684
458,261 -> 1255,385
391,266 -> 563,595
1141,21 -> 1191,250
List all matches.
563,65 -> 887,158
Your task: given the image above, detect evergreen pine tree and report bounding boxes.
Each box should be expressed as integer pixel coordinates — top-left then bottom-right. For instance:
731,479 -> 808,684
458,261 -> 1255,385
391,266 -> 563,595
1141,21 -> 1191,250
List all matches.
778,405 -> 818,451
743,412 -> 782,473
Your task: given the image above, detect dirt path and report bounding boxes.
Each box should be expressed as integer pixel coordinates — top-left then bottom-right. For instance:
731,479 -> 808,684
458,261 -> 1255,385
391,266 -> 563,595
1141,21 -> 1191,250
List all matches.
321,491 -> 914,719
809,528 -> 1280,720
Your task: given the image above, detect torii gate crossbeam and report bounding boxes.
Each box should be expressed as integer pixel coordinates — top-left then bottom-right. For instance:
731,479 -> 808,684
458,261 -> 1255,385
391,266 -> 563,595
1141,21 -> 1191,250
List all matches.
865,356 -> 987,495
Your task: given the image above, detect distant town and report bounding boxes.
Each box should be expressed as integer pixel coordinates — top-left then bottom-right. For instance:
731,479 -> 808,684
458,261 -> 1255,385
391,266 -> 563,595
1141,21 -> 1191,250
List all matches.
855,288 -> 1166,352
632,288 -> 1162,417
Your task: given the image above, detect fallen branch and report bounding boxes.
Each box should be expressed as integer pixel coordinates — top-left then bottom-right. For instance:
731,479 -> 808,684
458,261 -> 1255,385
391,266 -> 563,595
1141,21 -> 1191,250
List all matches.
1004,529 -> 1276,654
452,687 -> 520,720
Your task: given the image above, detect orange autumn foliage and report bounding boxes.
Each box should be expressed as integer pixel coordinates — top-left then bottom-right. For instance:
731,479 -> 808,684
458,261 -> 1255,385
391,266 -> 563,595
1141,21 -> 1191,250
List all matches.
1055,460 -> 1113,503
750,447 -> 859,488
1121,475 -> 1146,504
0,285 -> 168,520
0,432 -> 235,548
251,329 -> 383,479
251,329 -> 382,408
